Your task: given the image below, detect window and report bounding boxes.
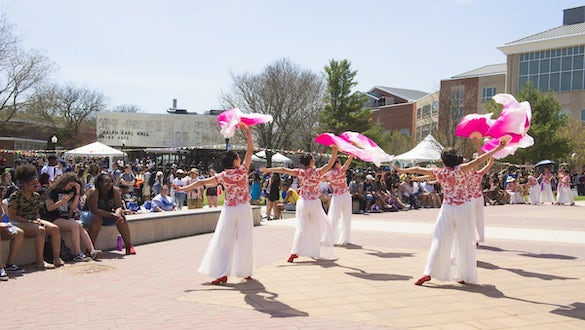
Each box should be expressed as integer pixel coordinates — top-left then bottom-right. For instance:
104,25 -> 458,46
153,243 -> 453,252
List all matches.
482,87 -> 497,102
416,108 -> 421,119
519,46 -> 585,92
422,105 -> 431,117
581,109 -> 585,123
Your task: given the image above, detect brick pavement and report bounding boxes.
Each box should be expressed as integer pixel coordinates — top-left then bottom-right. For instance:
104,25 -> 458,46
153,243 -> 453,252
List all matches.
2,202 -> 584,329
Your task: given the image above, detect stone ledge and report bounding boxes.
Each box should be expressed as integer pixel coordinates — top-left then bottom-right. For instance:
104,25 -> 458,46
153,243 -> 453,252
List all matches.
1,206 -> 261,266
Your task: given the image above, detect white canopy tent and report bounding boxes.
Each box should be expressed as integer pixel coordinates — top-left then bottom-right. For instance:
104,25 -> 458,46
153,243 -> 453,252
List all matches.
64,142 -> 126,169
393,135 -> 444,164
252,150 -> 292,164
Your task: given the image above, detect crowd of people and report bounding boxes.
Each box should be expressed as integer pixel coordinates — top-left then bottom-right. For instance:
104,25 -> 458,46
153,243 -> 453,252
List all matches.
1,142 -> 580,283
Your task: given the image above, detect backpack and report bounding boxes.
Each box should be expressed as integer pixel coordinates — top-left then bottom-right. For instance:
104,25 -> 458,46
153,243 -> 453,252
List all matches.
43,236 -> 75,263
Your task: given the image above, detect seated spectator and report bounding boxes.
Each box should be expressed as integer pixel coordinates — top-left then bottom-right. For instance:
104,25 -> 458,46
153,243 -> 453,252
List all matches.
7,164 -> 63,269
1,188 -> 25,278
83,172 -> 136,255
506,177 -> 525,204
399,176 -> 420,209
44,173 -> 103,261
281,182 -> 298,211
419,180 -> 441,208
484,176 -> 506,205
151,185 -> 176,212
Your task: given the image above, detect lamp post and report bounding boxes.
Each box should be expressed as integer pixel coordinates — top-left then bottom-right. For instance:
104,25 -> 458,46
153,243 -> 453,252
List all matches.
225,138 -> 230,151
51,135 -> 58,156
122,139 -> 126,165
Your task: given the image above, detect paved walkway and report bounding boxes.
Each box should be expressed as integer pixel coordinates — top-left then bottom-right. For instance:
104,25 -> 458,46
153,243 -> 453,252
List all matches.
2,202 -> 584,329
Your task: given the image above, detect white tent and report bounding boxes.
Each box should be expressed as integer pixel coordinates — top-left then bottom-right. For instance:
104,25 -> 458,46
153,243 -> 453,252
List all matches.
393,135 -> 443,163
64,142 -> 126,169
253,150 -> 292,163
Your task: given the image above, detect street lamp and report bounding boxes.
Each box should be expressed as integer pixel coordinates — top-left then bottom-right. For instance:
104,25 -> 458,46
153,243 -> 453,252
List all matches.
225,138 -> 230,151
122,139 -> 126,165
51,135 -> 58,145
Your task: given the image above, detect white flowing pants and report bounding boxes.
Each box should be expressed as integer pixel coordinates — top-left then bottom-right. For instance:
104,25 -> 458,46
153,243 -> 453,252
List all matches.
328,191 -> 352,245
423,202 -> 477,283
198,203 -> 254,278
291,198 -> 336,260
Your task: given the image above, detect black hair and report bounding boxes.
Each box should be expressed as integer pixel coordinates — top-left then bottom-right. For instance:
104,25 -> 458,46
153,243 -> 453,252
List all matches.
299,153 -> 313,167
221,150 -> 240,170
441,148 -> 464,168
4,185 -> 18,199
14,164 -> 37,184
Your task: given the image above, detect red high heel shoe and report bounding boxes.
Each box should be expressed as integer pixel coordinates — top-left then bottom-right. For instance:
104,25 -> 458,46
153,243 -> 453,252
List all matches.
126,245 -> 136,255
414,275 -> 431,286
210,276 -> 227,285
287,254 -> 298,263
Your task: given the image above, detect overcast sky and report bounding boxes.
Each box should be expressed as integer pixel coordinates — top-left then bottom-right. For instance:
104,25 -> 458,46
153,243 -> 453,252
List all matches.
2,0 -> 584,114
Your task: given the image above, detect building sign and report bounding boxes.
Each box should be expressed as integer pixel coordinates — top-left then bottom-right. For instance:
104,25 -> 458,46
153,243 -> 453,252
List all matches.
97,112 -> 245,148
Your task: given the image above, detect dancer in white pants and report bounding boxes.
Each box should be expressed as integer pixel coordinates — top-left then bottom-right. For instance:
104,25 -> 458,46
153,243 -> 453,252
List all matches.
261,146 -> 338,263
324,155 -> 354,245
177,123 -> 254,285
395,136 -> 508,286
556,167 -> 575,206
467,158 -> 493,245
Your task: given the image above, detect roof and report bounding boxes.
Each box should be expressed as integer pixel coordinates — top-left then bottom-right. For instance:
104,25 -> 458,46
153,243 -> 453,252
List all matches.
505,22 -> 585,46
368,86 -> 429,102
451,63 -> 507,79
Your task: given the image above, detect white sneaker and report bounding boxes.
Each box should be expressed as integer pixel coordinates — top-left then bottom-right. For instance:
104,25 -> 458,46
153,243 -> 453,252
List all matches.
0,268 -> 8,281
90,249 -> 103,260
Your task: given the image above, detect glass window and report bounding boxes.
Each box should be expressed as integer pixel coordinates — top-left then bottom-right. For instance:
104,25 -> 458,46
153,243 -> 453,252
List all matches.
561,71 -> 572,91
399,128 -> 410,136
519,76 -> 528,90
539,59 -> 550,73
529,61 -> 539,74
581,109 -> 585,122
416,108 -> 421,119
562,56 -> 572,71
573,70 -> 584,90
538,74 -> 549,92
482,87 -> 496,102
549,73 -> 560,91
422,105 -> 431,117
519,62 -> 528,75
574,54 -> 584,70
551,58 -> 561,72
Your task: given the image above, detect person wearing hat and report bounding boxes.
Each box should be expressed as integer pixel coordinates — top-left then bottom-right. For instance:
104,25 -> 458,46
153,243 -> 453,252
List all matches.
171,169 -> 187,210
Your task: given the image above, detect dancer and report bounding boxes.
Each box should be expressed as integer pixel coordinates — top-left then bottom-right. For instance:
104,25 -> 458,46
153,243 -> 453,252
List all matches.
394,136 -> 508,286
261,147 -> 338,263
539,167 -> 555,205
323,155 -> 354,245
176,123 -> 254,285
556,167 -> 575,206
467,157 -> 494,246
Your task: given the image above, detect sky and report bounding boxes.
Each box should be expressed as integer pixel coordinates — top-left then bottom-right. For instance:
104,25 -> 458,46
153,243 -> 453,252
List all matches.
1,0 -> 585,114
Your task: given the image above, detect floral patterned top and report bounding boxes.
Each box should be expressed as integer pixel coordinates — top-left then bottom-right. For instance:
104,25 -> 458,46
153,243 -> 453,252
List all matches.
295,167 -> 321,200
215,164 -> 250,206
558,173 -> 570,188
432,165 -> 468,205
467,171 -> 484,199
324,168 -> 349,196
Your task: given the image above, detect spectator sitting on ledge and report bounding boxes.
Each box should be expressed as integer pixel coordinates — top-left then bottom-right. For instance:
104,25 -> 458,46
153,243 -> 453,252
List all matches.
151,185 -> 176,212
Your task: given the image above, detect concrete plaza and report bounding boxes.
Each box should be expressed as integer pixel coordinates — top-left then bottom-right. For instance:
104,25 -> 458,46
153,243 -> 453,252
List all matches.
2,202 -> 584,329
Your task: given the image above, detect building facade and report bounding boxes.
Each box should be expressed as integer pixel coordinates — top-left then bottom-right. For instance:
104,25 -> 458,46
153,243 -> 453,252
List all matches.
498,5 -> 585,122
367,86 -> 431,140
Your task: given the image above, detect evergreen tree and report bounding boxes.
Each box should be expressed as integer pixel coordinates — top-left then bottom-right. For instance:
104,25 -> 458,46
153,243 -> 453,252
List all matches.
319,59 -> 371,134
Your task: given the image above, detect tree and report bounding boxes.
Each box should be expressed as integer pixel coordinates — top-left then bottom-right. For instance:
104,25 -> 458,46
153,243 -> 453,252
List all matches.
52,83 -> 107,147
113,104 -> 141,113
319,59 -> 371,134
221,58 -> 324,166
0,14 -> 54,127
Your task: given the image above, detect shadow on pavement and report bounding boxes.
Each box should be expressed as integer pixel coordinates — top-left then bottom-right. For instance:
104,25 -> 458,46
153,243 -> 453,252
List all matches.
517,252 -> 577,260
477,260 -> 579,281
337,243 -> 416,259
550,302 -> 585,320
184,279 -> 309,318
312,259 -> 412,282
